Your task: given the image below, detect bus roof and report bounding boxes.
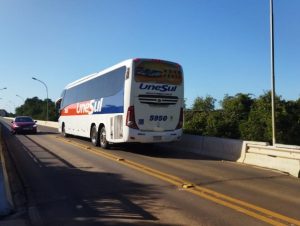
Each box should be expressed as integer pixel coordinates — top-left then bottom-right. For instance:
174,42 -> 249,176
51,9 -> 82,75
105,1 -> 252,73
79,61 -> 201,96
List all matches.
65,59 -> 133,90
64,58 -> 182,90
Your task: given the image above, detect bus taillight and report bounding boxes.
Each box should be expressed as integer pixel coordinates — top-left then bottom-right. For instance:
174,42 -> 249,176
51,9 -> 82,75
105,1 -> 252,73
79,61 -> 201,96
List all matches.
126,106 -> 138,129
176,108 -> 183,129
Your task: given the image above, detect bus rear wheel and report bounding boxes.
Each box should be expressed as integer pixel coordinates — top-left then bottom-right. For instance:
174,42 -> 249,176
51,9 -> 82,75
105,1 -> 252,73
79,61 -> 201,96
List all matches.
62,124 -> 68,137
100,127 -> 109,149
91,125 -> 99,146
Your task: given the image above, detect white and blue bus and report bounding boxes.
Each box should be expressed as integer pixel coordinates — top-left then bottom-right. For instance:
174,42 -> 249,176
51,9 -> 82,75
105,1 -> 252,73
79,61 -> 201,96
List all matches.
57,58 -> 184,148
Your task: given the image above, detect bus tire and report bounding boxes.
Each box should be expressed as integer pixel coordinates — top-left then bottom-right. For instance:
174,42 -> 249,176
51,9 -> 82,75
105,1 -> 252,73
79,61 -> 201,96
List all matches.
62,124 -> 69,137
100,126 -> 109,149
91,125 -> 99,146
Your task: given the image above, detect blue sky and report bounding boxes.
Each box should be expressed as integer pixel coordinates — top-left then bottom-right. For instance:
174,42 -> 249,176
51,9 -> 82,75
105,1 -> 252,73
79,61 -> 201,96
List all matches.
0,0 -> 299,113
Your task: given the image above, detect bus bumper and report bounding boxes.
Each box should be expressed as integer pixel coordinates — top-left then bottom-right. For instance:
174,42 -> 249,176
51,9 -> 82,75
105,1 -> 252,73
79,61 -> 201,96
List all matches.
126,129 -> 182,143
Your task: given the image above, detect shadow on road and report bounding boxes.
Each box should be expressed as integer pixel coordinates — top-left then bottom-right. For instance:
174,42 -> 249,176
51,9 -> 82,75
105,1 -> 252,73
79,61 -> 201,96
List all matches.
115,143 -> 219,161
1,124 -> 179,226
55,134 -> 219,161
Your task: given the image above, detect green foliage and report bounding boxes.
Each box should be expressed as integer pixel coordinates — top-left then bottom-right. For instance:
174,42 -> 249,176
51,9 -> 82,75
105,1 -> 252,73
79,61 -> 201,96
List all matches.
15,97 -> 58,121
192,95 -> 216,112
220,93 -> 254,138
184,92 -> 300,145
240,92 -> 273,142
184,96 -> 216,135
10,93 -> 300,145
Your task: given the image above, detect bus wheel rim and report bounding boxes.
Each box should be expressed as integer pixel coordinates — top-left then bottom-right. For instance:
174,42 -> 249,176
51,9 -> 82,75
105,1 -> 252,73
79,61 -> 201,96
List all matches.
100,129 -> 106,145
91,127 -> 97,144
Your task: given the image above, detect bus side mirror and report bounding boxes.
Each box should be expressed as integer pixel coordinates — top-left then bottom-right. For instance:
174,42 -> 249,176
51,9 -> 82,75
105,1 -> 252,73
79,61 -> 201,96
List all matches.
55,98 -> 62,110
55,98 -> 62,118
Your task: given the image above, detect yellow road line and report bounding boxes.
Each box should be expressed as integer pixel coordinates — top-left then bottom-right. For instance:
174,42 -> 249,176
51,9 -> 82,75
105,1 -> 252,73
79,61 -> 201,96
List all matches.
53,135 -> 300,226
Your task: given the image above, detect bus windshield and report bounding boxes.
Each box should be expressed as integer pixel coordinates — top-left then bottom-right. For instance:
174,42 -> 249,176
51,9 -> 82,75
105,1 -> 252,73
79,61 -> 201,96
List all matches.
134,59 -> 183,85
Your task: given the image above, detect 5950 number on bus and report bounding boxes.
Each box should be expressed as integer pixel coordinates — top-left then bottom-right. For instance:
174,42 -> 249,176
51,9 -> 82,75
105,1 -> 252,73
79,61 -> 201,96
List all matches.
149,115 -> 168,121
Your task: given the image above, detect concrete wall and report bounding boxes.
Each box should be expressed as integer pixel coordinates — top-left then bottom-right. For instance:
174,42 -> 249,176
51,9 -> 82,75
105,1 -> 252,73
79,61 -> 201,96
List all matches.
4,117 -> 59,129
0,126 -> 13,216
35,120 -> 59,129
161,136 -> 300,178
159,134 -> 244,161
241,143 -> 300,178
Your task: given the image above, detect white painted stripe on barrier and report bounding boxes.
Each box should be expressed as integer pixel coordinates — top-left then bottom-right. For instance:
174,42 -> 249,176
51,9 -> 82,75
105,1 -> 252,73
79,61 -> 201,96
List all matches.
246,145 -> 300,160
275,143 -> 300,150
243,142 -> 300,177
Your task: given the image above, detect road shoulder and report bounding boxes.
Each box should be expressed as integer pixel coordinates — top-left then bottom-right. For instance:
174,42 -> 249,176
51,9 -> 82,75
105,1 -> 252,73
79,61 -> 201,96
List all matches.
0,123 -> 30,225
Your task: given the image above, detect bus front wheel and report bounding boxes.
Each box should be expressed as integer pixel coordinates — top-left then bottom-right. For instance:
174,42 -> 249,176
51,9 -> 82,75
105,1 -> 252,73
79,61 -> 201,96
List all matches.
100,127 -> 109,149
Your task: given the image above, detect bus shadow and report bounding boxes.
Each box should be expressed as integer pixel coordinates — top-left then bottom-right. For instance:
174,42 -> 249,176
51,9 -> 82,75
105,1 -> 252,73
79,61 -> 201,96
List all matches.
51,134 -> 218,161
113,143 -> 219,161
36,131 -> 60,135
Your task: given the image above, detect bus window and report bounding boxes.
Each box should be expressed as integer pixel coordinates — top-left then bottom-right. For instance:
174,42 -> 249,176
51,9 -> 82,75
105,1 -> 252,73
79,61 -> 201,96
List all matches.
134,59 -> 183,85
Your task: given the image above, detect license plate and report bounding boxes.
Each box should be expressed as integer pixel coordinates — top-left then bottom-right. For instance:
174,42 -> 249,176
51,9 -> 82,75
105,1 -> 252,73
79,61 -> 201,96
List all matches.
153,136 -> 162,141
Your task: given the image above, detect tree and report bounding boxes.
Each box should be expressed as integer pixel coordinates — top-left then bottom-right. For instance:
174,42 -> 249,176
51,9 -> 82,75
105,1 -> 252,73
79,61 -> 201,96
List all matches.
276,98 -> 300,145
220,93 -> 254,138
184,96 -> 216,135
183,92 -> 300,145
239,91 -> 287,143
15,97 -> 58,121
192,95 -> 216,112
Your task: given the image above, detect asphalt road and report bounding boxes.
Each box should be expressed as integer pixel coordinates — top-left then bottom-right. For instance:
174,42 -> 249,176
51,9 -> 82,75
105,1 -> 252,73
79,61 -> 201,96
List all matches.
1,118 -> 300,226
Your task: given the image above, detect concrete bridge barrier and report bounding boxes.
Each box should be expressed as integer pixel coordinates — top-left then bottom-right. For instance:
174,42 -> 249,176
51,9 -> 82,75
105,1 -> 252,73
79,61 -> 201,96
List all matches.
4,117 -> 300,178
159,134 -> 300,178
159,134 -> 244,161
240,142 -> 300,178
0,126 -> 13,216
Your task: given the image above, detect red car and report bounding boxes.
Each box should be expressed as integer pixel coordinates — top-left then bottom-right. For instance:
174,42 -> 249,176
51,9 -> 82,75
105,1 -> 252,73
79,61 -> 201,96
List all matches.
11,116 -> 38,134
